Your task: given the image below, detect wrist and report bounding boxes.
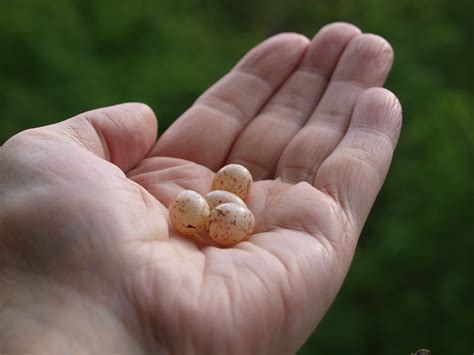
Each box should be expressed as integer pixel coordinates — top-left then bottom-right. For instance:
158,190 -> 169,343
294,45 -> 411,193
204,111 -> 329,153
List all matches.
0,271 -> 147,355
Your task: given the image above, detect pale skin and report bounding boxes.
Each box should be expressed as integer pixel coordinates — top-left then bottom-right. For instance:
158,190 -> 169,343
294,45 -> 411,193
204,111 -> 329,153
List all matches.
0,22 -> 402,354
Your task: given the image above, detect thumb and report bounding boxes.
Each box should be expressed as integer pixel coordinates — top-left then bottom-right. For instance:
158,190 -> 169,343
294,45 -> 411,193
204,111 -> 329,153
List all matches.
53,103 -> 158,172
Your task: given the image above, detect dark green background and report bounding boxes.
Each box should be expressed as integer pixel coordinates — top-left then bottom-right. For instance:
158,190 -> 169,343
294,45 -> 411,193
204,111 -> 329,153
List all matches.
1,0 -> 473,353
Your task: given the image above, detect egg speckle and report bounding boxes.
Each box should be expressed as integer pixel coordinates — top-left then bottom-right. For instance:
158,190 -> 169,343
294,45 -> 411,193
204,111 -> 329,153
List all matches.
212,164 -> 252,199
208,203 -> 255,247
169,190 -> 210,235
204,190 -> 247,211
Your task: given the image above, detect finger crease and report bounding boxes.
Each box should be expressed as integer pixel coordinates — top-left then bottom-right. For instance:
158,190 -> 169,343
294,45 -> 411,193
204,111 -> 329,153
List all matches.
84,116 -> 113,163
297,66 -> 331,82
349,124 -> 397,150
329,77 -> 368,90
236,66 -> 274,92
336,147 -> 386,182
264,101 -> 309,121
194,99 -> 246,128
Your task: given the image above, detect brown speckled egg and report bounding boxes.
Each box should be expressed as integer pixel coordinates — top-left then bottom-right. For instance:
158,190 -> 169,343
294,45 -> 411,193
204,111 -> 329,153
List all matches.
212,164 -> 252,199
204,190 -> 247,211
208,203 -> 255,247
169,190 -> 210,236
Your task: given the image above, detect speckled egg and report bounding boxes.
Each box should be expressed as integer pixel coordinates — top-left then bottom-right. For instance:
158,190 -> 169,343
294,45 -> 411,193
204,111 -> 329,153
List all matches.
211,164 -> 252,199
169,190 -> 210,236
204,190 -> 247,211
208,203 -> 255,247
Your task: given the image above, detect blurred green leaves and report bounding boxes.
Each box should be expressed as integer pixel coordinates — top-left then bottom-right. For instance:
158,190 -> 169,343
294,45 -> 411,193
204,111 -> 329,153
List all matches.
1,0 -> 473,353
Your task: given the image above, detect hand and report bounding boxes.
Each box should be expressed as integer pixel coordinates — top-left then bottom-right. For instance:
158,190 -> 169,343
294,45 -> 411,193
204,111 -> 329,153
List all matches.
0,22 -> 401,354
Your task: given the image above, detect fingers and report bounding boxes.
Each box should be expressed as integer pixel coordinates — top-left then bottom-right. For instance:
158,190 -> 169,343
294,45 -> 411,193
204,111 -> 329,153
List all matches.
276,34 -> 394,183
53,103 -> 158,171
226,23 -> 361,180
150,33 -> 309,170
314,88 -> 402,233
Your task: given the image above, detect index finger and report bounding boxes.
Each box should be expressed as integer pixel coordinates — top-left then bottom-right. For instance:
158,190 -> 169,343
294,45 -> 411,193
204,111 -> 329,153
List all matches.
149,33 -> 309,170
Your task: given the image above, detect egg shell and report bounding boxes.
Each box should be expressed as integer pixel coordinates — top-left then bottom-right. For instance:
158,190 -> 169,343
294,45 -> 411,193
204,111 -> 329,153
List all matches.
169,190 -> 210,236
204,190 -> 247,211
211,164 -> 252,200
208,203 -> 255,247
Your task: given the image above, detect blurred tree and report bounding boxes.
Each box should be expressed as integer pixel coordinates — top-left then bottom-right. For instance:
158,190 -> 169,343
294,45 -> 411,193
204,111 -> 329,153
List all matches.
0,0 -> 472,353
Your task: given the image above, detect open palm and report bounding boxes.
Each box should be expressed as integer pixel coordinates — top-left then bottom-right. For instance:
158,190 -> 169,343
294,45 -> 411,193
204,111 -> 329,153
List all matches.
0,23 -> 401,354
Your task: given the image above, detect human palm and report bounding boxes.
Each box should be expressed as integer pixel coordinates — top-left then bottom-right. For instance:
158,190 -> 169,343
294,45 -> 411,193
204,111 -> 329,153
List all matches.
0,23 -> 401,354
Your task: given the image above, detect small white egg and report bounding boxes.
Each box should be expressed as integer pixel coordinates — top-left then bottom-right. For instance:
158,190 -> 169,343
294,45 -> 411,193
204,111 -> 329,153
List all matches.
169,190 -> 210,236
204,190 -> 247,211
212,164 -> 252,199
208,203 -> 255,247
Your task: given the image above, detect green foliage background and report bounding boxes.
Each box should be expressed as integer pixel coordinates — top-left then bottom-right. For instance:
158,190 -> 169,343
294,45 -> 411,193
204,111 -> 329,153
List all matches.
1,0 -> 473,353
